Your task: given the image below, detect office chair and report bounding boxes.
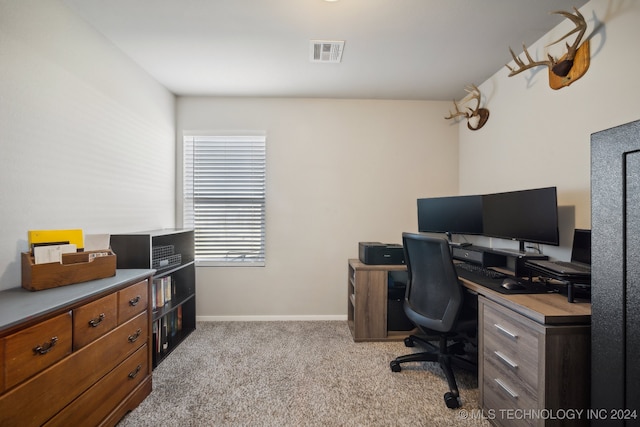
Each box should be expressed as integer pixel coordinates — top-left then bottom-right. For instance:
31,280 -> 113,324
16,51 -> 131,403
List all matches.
390,232 -> 477,409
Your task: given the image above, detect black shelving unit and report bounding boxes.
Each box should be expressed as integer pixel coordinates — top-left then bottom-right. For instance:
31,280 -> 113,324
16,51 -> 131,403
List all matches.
110,229 -> 195,368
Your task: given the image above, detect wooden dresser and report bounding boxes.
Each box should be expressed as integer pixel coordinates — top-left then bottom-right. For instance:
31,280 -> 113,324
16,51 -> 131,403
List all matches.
0,269 -> 154,427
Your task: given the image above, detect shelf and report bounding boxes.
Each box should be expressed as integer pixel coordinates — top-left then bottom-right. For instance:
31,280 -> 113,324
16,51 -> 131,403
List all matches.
152,320 -> 195,367
110,229 -> 195,369
153,293 -> 195,322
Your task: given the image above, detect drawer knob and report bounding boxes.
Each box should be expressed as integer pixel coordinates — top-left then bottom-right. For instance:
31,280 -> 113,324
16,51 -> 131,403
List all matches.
128,364 -> 142,379
128,328 -> 142,343
494,323 -> 518,340
129,296 -> 141,306
33,336 -> 58,355
88,313 -> 105,327
494,351 -> 518,369
494,378 -> 519,400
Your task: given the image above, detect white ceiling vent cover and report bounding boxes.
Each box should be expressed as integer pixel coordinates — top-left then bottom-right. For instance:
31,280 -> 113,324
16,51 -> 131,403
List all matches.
310,40 -> 345,63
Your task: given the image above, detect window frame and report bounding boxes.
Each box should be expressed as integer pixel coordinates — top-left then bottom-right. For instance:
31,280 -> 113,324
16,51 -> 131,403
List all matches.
183,132 -> 266,267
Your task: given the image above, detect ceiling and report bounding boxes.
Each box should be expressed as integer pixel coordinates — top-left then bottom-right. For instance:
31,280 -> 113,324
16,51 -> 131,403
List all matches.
62,0 -> 589,101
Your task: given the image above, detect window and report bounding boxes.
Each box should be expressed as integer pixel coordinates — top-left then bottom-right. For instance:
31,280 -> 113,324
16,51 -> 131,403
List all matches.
183,134 -> 266,266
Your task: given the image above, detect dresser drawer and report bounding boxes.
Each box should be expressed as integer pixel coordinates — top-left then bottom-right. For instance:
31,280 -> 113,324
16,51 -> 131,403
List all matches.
73,293 -> 118,350
118,280 -> 148,324
483,302 -> 540,392
0,311 -> 149,426
4,311 -> 72,390
44,344 -> 149,427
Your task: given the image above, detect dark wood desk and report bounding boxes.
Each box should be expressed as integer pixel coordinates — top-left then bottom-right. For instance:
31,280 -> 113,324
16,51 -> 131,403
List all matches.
347,259 -> 591,426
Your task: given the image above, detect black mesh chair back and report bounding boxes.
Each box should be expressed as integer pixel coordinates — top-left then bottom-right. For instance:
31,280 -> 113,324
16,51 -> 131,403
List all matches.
402,232 -> 464,333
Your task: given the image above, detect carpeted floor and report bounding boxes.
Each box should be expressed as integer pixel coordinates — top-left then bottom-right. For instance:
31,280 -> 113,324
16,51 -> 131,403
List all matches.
118,321 -> 490,427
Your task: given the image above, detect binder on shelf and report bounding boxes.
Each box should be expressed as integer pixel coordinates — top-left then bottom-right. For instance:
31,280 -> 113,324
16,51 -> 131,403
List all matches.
152,276 -> 173,308
164,276 -> 172,304
153,278 -> 165,307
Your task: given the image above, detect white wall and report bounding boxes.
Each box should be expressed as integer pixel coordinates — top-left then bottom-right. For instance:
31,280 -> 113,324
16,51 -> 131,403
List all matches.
0,0 -> 176,290
459,0 -> 640,259
177,97 -> 458,319
3,0 -> 632,315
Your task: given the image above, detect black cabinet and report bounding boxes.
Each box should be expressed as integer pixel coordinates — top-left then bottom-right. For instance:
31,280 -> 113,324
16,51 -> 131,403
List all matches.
591,119 -> 640,423
111,229 -> 195,368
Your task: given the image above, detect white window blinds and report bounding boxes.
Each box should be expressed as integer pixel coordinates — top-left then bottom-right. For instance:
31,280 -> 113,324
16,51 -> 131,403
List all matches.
183,134 -> 266,266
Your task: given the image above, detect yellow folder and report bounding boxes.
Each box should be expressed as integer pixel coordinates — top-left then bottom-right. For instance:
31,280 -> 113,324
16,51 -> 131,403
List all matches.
28,229 -> 84,250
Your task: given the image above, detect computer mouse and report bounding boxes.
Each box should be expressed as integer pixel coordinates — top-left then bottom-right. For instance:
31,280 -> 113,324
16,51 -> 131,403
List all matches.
501,277 -> 525,290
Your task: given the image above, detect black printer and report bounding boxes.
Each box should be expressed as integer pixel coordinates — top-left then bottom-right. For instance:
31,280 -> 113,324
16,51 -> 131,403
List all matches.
358,242 -> 405,265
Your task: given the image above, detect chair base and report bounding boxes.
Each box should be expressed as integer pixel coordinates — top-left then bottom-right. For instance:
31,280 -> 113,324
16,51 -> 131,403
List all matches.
389,334 -> 477,409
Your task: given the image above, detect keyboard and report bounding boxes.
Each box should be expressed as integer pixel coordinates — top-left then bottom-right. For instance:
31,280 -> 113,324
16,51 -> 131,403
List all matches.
455,262 -> 506,279
455,262 -> 550,295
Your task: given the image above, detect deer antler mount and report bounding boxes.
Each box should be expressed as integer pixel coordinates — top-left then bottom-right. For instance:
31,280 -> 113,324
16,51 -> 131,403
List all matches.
444,84 -> 489,131
506,8 -> 590,89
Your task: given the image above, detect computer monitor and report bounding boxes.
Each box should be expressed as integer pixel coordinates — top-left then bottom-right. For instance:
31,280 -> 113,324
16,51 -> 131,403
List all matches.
482,186 -> 559,251
417,194 -> 483,240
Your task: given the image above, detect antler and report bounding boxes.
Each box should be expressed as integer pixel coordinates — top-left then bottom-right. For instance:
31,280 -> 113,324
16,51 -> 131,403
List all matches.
444,85 -> 481,120
444,100 -> 469,120
506,8 -> 587,78
548,8 -> 587,76
464,84 -> 482,115
506,47 -> 555,77
444,85 -> 490,130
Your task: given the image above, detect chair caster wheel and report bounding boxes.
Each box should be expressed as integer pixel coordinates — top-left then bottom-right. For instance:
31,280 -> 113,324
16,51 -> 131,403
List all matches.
404,337 -> 415,347
444,392 -> 460,409
390,361 -> 402,372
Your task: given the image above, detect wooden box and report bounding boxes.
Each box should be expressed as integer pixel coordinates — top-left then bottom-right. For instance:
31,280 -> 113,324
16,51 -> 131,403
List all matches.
21,250 -> 117,291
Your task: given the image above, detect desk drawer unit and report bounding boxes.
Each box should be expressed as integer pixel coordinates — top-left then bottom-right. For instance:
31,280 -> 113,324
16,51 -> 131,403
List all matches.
482,302 -> 541,427
479,296 -> 590,427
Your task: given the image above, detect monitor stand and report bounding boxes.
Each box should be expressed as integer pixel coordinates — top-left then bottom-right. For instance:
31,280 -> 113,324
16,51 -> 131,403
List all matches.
445,232 -> 471,247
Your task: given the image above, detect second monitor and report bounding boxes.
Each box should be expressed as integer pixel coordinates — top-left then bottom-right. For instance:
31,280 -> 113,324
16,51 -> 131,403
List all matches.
417,194 -> 483,240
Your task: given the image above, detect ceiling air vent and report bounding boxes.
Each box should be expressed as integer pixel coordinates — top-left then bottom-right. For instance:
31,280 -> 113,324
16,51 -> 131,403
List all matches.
310,40 -> 345,63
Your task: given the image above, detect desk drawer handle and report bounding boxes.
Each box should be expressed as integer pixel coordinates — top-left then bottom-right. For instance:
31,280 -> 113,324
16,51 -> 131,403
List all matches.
129,296 -> 141,306
494,323 -> 518,340
33,336 -> 58,355
128,364 -> 142,379
494,378 -> 519,400
128,328 -> 142,343
88,313 -> 105,327
494,351 -> 518,369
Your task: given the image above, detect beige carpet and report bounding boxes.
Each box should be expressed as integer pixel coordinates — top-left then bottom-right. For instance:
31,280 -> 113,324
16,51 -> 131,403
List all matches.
118,321 -> 490,427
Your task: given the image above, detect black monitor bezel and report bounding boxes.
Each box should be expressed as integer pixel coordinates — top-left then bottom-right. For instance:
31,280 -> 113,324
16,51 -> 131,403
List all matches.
417,194 -> 484,236
481,186 -> 560,247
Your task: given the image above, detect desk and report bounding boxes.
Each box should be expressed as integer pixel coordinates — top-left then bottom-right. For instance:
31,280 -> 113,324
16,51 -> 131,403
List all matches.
347,259 -> 591,426
347,260 -> 410,341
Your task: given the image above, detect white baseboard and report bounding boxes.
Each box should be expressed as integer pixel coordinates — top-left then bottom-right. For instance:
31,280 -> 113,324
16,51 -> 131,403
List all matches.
196,314 -> 348,322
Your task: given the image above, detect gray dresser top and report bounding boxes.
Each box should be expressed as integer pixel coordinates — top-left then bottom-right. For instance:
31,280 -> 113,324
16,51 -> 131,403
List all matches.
0,269 -> 154,333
